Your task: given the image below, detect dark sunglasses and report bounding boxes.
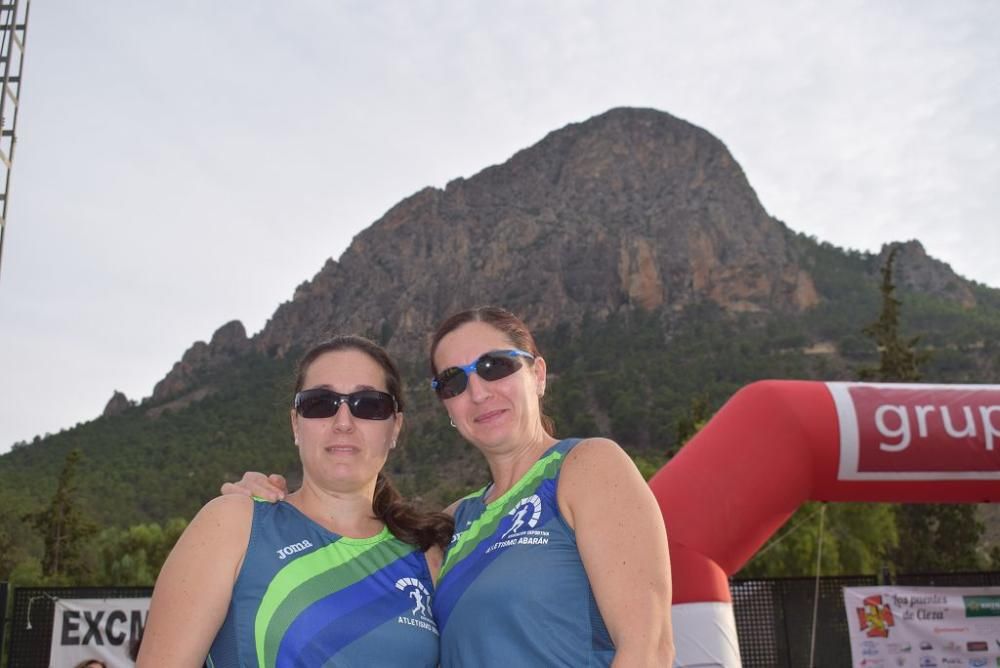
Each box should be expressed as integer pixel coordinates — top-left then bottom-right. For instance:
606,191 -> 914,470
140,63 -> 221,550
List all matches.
431,349 -> 535,399
294,388 -> 398,420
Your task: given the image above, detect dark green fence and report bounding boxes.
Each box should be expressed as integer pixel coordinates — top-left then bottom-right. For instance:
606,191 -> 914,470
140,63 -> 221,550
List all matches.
731,571 -> 1000,667
2,574 -> 999,666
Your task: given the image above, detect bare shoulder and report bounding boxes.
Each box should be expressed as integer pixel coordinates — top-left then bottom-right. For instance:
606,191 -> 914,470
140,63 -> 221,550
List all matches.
197,493 -> 255,523
139,494 -> 254,665
182,494 -> 255,546
442,485 -> 486,517
441,499 -> 462,517
562,437 -> 637,474
559,437 -> 650,528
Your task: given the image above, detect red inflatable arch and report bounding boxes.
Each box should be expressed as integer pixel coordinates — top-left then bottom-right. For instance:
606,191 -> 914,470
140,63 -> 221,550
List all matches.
648,381 -> 1000,666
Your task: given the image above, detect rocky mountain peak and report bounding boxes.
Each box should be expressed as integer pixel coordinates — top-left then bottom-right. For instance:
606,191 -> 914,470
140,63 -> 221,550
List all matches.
151,320 -> 250,402
103,390 -> 132,417
253,107 -> 819,360
879,241 -> 977,308
146,108 -> 985,407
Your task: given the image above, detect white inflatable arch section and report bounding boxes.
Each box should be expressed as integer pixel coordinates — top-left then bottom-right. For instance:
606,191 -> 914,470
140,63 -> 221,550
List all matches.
647,381 -> 1000,667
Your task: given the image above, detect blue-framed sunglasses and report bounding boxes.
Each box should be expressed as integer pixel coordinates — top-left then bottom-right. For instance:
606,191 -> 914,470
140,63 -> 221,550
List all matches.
431,349 -> 535,399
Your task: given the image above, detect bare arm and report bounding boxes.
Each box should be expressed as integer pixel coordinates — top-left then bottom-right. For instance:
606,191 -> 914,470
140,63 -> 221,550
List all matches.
220,472 -> 288,502
558,438 -> 674,667
137,495 -> 253,667
441,499 -> 460,517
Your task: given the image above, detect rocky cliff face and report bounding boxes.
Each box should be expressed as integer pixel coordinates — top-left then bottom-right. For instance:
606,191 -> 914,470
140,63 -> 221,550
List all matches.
102,391 -> 131,417
145,107 -> 979,404
877,240 -> 977,308
252,107 -> 818,361
151,320 -> 250,402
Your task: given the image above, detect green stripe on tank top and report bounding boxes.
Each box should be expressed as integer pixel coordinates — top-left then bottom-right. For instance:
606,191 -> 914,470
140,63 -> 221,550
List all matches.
440,449 -> 564,579
263,535 -> 416,656
255,527 -> 405,667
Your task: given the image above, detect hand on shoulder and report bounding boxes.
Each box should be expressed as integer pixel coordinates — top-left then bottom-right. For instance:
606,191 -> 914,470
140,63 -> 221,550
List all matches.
220,471 -> 288,502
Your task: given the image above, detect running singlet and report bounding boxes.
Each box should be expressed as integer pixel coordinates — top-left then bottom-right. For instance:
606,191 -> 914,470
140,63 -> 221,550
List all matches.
435,438 -> 614,667
206,499 -> 439,668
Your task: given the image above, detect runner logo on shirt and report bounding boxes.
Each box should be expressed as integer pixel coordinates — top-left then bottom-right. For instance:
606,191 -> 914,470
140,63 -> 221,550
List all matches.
502,494 -> 542,537
486,494 -> 550,554
394,577 -> 439,635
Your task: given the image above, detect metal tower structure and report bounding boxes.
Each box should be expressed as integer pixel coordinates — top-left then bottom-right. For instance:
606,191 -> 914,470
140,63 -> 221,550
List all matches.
0,0 -> 30,282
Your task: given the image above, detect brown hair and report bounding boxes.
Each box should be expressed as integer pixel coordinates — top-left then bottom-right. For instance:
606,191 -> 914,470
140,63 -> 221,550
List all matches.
295,335 -> 453,550
429,306 -> 556,436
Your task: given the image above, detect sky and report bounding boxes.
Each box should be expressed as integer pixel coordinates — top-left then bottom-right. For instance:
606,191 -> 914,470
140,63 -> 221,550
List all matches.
1,1 -> 998,452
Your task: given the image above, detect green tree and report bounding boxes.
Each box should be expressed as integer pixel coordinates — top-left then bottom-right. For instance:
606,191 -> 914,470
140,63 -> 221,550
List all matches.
891,504 -> 984,572
858,246 -> 929,381
0,526 -> 16,578
91,518 -> 188,585
674,395 -> 711,456
23,449 -> 98,581
740,502 -> 898,577
858,246 -> 984,573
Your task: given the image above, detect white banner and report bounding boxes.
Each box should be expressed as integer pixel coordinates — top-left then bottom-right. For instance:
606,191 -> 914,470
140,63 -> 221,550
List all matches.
843,586 -> 1000,667
49,597 -> 149,668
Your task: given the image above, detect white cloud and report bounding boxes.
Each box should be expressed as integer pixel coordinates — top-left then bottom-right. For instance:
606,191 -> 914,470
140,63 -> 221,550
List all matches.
1,1 -> 998,450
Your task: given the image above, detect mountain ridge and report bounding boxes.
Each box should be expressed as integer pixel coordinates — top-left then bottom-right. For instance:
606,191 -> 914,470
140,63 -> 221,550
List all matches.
153,107 -> 826,404
142,107 -> 986,410
3,107 -> 997,542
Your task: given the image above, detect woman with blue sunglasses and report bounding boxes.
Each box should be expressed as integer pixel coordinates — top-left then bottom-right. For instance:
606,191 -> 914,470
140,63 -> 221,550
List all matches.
140,336 -> 451,667
227,307 -> 675,666
428,306 -> 674,666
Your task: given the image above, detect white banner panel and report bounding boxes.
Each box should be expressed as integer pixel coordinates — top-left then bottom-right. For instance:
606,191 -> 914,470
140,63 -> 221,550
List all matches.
49,597 -> 149,668
843,586 -> 1000,667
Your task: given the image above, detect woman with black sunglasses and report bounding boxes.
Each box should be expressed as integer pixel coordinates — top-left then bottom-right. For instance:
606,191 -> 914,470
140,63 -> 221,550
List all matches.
226,307 -> 674,666
139,336 -> 451,667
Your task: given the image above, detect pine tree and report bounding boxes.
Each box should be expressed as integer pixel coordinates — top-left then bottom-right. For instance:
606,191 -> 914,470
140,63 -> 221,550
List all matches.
674,394 -> 711,454
858,245 -> 984,573
24,449 -> 98,581
858,245 -> 929,381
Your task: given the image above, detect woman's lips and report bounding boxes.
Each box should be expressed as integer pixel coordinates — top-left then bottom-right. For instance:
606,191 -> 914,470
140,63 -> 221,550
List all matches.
474,409 -> 506,424
324,444 -> 360,454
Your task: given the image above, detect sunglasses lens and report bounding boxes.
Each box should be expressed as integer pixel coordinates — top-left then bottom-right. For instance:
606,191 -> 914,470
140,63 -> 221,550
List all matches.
476,353 -> 522,382
433,351 -> 528,399
296,389 -> 395,420
434,367 -> 468,399
350,391 -> 396,420
297,390 -> 339,419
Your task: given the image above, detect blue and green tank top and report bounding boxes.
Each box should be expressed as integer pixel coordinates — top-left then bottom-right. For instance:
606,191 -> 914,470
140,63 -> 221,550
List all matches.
206,499 -> 439,667
435,438 -> 614,666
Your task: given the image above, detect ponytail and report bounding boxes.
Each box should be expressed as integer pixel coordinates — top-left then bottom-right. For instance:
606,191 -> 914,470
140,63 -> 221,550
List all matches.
373,472 -> 454,551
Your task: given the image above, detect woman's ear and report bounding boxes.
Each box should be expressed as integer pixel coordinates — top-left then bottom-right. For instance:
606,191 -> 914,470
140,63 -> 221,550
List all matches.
392,412 -> 404,445
533,356 -> 547,397
290,409 -> 301,447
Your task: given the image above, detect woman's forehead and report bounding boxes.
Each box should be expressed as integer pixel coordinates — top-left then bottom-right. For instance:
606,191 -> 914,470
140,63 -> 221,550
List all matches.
436,321 -> 514,363
304,349 -> 386,386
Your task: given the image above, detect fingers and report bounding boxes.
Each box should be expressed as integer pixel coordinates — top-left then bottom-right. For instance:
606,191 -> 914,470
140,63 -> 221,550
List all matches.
218,471 -> 285,502
219,481 -> 253,497
267,474 -> 290,495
